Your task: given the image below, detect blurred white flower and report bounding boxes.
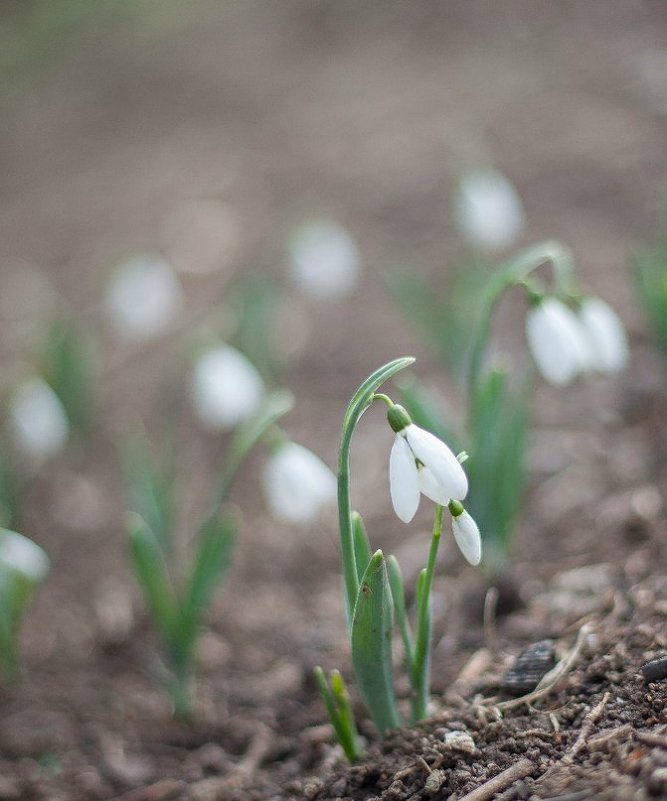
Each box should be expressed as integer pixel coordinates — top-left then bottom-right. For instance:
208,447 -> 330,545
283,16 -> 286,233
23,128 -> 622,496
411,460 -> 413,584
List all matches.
288,220 -> 361,301
454,168 -> 525,252
105,254 -> 183,341
0,529 -> 49,583
389,411 -> 468,524
191,345 -> 264,430
8,377 -> 69,462
525,298 -> 591,386
450,507 -> 482,566
262,442 -> 337,525
578,297 -> 628,375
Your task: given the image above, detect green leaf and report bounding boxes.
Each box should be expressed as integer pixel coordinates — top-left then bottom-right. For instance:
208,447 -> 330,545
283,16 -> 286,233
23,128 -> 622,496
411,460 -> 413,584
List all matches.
123,440 -> 175,551
351,550 -> 400,734
127,514 -> 179,645
183,514 -> 236,624
634,245 -> 667,353
39,317 -> 96,435
351,511 -> 372,585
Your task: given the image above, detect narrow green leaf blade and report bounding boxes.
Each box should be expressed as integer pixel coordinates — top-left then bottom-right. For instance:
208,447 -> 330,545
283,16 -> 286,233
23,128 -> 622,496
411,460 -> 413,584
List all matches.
183,514 -> 236,622
351,550 -> 400,734
127,513 -> 179,643
351,511 -> 372,585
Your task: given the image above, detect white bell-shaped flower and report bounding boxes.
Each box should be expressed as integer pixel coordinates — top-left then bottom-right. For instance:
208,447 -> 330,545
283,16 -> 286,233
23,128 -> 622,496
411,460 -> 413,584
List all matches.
288,220 -> 361,301
450,506 -> 482,566
191,345 -> 264,431
578,297 -> 628,375
105,254 -> 182,341
262,442 -> 337,525
388,408 -> 468,524
0,529 -> 49,583
454,168 -> 525,252
525,297 -> 591,386
8,377 -> 69,463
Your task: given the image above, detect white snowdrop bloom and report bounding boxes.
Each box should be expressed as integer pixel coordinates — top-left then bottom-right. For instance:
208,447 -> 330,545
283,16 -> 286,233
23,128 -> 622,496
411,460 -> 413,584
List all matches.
191,345 -> 264,430
525,298 -> 592,386
262,442 -> 337,525
578,297 -> 628,375
450,508 -> 482,566
288,220 -> 361,301
454,168 -> 526,252
388,407 -> 468,524
0,529 -> 49,583
8,377 -> 69,462
105,254 -> 182,341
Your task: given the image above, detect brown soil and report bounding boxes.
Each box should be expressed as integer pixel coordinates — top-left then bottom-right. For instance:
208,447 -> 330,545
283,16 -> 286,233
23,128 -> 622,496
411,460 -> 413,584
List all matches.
1,2 -> 667,800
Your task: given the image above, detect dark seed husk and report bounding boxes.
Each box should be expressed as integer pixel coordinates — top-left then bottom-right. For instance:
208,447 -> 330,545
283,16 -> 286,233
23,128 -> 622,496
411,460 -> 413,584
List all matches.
641,655 -> 667,683
501,639 -> 557,696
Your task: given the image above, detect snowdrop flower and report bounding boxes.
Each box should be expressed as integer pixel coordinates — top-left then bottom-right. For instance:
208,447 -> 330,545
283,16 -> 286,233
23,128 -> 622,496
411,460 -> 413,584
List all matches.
525,297 -> 592,386
8,377 -> 69,462
105,254 -> 182,341
448,501 -> 482,566
262,442 -> 337,525
578,297 -> 628,375
288,220 -> 361,301
191,345 -> 264,430
387,404 -> 468,524
0,529 -> 49,583
454,168 -> 525,252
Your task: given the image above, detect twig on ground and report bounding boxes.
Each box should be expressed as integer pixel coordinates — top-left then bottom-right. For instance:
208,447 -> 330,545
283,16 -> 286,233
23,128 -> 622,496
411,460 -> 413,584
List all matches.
483,586 -> 500,651
457,758 -> 535,801
561,691 -> 611,765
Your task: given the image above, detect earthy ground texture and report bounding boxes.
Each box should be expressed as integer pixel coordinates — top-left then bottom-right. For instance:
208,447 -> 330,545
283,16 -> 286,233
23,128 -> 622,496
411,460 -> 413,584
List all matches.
1,1 -> 667,799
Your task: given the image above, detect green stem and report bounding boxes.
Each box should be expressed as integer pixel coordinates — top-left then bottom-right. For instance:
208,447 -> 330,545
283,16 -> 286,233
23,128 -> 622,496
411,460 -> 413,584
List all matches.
412,504 -> 444,721
467,240 -> 575,398
338,424 -> 360,621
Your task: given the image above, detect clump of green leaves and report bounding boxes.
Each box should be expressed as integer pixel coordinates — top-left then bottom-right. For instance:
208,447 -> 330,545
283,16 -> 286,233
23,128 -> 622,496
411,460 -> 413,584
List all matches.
126,391 -> 293,717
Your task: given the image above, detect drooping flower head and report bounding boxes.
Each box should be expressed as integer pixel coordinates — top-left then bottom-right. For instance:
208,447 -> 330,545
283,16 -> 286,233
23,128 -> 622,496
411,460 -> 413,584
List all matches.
262,441 -> 337,525
191,344 -> 265,431
577,297 -> 628,375
385,403 -> 481,565
8,377 -> 69,463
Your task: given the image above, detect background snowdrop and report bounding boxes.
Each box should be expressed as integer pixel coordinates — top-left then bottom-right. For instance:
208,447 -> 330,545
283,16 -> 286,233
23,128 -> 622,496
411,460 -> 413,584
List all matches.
262,441 -> 336,525
0,528 -> 49,678
525,297 -> 591,386
0,529 -> 49,583
578,297 -> 629,375
105,254 -> 183,341
288,219 -> 361,301
453,168 -> 525,252
8,377 -> 69,463
191,344 -> 264,430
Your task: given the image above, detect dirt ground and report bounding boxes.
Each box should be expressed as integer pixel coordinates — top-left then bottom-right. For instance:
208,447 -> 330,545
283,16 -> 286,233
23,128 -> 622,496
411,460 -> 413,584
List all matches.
1,1 -> 667,799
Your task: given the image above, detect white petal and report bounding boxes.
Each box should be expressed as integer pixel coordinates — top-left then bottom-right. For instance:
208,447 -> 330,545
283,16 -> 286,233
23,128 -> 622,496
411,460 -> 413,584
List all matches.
390,435 -> 420,523
404,425 -> 468,501
451,511 -> 482,566
417,465 -> 450,505
578,298 -> 628,374
288,220 -> 361,301
8,378 -> 69,462
526,298 -> 591,386
453,169 -> 525,252
191,345 -> 264,430
0,530 -> 49,582
105,254 -> 182,341
263,443 -> 336,525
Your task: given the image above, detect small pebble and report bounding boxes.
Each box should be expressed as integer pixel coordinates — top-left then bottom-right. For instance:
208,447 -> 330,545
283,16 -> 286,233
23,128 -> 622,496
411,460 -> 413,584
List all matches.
442,730 -> 478,755
641,655 -> 667,683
